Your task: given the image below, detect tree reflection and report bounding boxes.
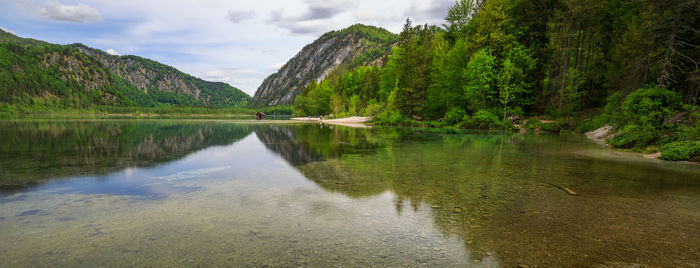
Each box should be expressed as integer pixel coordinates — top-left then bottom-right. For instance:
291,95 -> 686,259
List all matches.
0,120 -> 252,190
254,124 -> 700,266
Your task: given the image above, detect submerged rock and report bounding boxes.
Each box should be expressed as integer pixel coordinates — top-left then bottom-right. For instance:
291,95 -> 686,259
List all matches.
15,209 -> 41,217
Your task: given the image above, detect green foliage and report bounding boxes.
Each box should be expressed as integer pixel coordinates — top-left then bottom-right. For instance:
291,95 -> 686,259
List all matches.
609,124 -> 657,149
464,49 -> 498,112
379,47 -> 401,102
525,118 -> 543,131
620,85 -> 682,128
281,0 -> 697,160
362,99 -> 385,116
468,110 -> 502,129
444,107 -> 468,125
256,24 -> 397,106
0,31 -> 250,111
374,109 -> 410,126
322,24 -> 398,44
444,0 -> 476,41
660,141 -> 700,161
578,116 -> 608,134
605,86 -> 683,149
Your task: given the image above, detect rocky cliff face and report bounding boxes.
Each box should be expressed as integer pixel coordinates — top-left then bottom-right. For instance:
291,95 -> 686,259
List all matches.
253,24 -> 397,106
74,44 -> 250,107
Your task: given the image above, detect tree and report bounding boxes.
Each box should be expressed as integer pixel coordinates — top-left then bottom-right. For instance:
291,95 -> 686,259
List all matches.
464,49 -> 497,112
467,0 -> 516,56
426,32 -> 450,118
444,0 -> 477,43
394,21 -> 432,117
498,58 -> 517,121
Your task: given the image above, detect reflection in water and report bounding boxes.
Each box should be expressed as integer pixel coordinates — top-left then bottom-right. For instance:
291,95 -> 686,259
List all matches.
258,124 -> 700,267
0,120 -> 252,191
0,121 -> 699,267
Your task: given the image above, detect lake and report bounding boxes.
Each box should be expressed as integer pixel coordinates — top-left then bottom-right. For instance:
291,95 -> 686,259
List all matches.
0,120 -> 698,267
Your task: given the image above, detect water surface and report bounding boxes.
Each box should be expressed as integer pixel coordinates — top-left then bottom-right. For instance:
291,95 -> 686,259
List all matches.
0,120 -> 698,267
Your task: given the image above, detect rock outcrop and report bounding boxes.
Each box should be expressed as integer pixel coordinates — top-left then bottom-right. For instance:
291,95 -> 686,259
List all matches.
252,24 -> 397,106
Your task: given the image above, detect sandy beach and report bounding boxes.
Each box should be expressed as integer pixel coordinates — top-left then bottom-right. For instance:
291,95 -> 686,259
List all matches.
290,116 -> 372,128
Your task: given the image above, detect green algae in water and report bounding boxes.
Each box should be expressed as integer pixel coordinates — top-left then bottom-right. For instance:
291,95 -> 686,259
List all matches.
0,120 -> 699,267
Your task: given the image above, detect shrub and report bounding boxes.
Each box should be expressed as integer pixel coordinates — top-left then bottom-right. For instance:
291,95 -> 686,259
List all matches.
363,99 -> 385,116
0,104 -> 15,114
525,118 -> 542,131
470,110 -> 501,129
621,85 -> 682,127
607,86 -> 683,149
444,107 -> 468,125
578,116 -> 608,133
375,109 -> 410,125
426,120 -> 446,128
608,124 -> 657,149
602,91 -> 625,123
541,122 -> 565,133
660,141 -> 700,161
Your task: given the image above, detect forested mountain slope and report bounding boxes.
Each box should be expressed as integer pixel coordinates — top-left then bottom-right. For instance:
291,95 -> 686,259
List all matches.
252,24 -> 397,106
0,29 -> 250,108
291,0 -> 699,161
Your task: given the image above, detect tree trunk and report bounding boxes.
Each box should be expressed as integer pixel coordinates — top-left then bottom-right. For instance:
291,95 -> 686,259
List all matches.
559,21 -> 574,108
657,0 -> 682,87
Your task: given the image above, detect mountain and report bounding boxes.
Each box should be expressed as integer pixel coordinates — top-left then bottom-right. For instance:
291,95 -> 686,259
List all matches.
252,24 -> 397,106
0,29 -> 250,108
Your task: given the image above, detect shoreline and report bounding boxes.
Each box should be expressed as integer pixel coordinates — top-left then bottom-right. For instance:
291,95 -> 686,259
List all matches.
290,116 -> 372,128
583,125 -> 692,162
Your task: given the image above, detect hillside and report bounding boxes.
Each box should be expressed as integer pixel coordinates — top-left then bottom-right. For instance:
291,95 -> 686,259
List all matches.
252,24 -> 397,106
289,0 -> 699,161
0,29 -> 250,109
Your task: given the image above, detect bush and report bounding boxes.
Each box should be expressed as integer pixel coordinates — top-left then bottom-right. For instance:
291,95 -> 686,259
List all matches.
621,85 -> 682,127
608,124 -> 657,149
0,104 -> 15,114
675,105 -> 700,141
426,120 -> 446,128
363,99 -> 385,116
444,107 -> 468,125
525,118 -> 543,131
375,109 -> 410,125
578,115 -> 608,133
660,141 -> 700,161
542,122 -> 566,133
606,86 -> 683,149
469,110 -> 502,129
601,91 -> 625,123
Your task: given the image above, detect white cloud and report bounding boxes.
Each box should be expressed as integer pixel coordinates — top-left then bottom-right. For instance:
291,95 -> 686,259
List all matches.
298,0 -> 356,20
266,0 -> 357,35
205,70 -> 230,81
7,0 -> 453,96
404,0 -> 452,25
226,9 -> 256,24
105,48 -> 119,55
40,2 -> 102,23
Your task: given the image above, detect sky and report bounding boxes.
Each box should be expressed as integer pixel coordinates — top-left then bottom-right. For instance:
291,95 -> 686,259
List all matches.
0,0 -> 454,96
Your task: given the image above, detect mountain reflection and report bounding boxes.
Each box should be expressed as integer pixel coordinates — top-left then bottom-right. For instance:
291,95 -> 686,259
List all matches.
0,120 -> 252,190
254,124 -> 385,166
254,124 -> 700,267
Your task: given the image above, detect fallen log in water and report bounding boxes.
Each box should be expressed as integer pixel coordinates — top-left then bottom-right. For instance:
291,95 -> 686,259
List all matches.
540,182 -> 578,196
